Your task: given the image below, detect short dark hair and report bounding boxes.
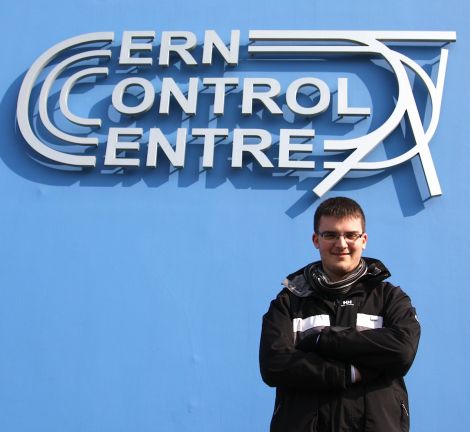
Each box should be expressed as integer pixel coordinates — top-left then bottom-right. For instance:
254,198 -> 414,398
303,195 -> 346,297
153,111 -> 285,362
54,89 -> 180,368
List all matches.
314,197 -> 366,233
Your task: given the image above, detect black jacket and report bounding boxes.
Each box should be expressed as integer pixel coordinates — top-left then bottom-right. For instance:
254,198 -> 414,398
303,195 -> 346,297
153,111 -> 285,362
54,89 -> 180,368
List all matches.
259,258 -> 420,432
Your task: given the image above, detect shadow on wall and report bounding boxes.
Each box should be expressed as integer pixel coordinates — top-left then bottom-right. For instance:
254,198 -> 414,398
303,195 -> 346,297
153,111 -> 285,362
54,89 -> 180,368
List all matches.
2,42 -> 448,217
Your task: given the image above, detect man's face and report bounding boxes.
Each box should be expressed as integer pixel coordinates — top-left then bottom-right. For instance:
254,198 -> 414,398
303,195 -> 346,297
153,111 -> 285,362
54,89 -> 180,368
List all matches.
312,215 -> 368,282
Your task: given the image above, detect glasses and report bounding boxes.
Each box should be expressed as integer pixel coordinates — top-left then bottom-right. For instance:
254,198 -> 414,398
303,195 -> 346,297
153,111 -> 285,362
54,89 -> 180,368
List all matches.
318,231 -> 364,242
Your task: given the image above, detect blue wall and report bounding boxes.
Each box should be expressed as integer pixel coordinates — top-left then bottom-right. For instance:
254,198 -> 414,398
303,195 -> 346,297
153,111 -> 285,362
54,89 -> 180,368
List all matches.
0,1 -> 468,431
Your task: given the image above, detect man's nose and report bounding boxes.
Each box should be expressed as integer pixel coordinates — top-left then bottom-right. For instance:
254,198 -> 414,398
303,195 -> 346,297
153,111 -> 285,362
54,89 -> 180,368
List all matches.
334,235 -> 348,247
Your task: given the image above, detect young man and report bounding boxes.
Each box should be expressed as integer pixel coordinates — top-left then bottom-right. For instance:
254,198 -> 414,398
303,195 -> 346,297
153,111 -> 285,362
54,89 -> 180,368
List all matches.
260,197 -> 420,432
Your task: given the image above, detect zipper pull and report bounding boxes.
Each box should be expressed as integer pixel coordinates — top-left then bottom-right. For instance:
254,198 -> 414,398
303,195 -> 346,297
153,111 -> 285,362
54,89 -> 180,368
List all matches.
401,402 -> 409,417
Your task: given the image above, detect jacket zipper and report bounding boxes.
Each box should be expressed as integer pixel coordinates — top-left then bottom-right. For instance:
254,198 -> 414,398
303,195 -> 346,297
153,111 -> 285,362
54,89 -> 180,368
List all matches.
401,402 -> 409,417
333,299 -> 340,325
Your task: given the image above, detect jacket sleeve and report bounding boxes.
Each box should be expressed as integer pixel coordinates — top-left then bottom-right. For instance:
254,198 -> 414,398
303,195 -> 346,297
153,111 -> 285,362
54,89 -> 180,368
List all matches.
316,285 -> 420,377
259,289 -> 351,390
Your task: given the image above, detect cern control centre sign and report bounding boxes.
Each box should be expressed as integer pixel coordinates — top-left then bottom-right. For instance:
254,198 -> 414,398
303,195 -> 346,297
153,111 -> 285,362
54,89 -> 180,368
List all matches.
16,30 -> 456,197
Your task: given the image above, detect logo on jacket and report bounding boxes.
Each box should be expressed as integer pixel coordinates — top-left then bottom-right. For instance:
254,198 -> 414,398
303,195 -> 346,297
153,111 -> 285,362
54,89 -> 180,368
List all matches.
17,30 -> 456,197
341,300 -> 354,307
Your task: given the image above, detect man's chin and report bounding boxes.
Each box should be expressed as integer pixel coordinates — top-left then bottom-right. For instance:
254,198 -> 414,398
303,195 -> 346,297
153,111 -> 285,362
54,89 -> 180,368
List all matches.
328,264 -> 353,279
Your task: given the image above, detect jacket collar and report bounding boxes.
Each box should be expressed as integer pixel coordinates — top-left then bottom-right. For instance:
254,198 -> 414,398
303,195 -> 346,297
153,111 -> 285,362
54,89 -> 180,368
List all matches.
282,257 -> 391,298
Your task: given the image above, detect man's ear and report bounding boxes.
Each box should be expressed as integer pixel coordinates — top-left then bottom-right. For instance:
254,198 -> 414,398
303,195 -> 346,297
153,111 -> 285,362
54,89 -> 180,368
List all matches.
361,233 -> 368,250
312,233 -> 320,249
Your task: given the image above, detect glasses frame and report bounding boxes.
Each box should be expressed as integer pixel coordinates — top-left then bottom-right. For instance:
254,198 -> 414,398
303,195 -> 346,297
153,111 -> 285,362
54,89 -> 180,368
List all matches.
317,231 -> 364,242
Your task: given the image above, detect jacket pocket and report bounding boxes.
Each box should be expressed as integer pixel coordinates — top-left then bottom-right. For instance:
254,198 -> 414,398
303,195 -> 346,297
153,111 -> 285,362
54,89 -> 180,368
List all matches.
270,389 -> 318,432
272,395 -> 282,418
400,401 -> 410,432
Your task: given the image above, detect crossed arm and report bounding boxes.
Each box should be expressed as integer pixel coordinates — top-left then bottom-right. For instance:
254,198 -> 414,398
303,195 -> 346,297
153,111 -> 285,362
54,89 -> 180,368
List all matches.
259,287 -> 420,390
